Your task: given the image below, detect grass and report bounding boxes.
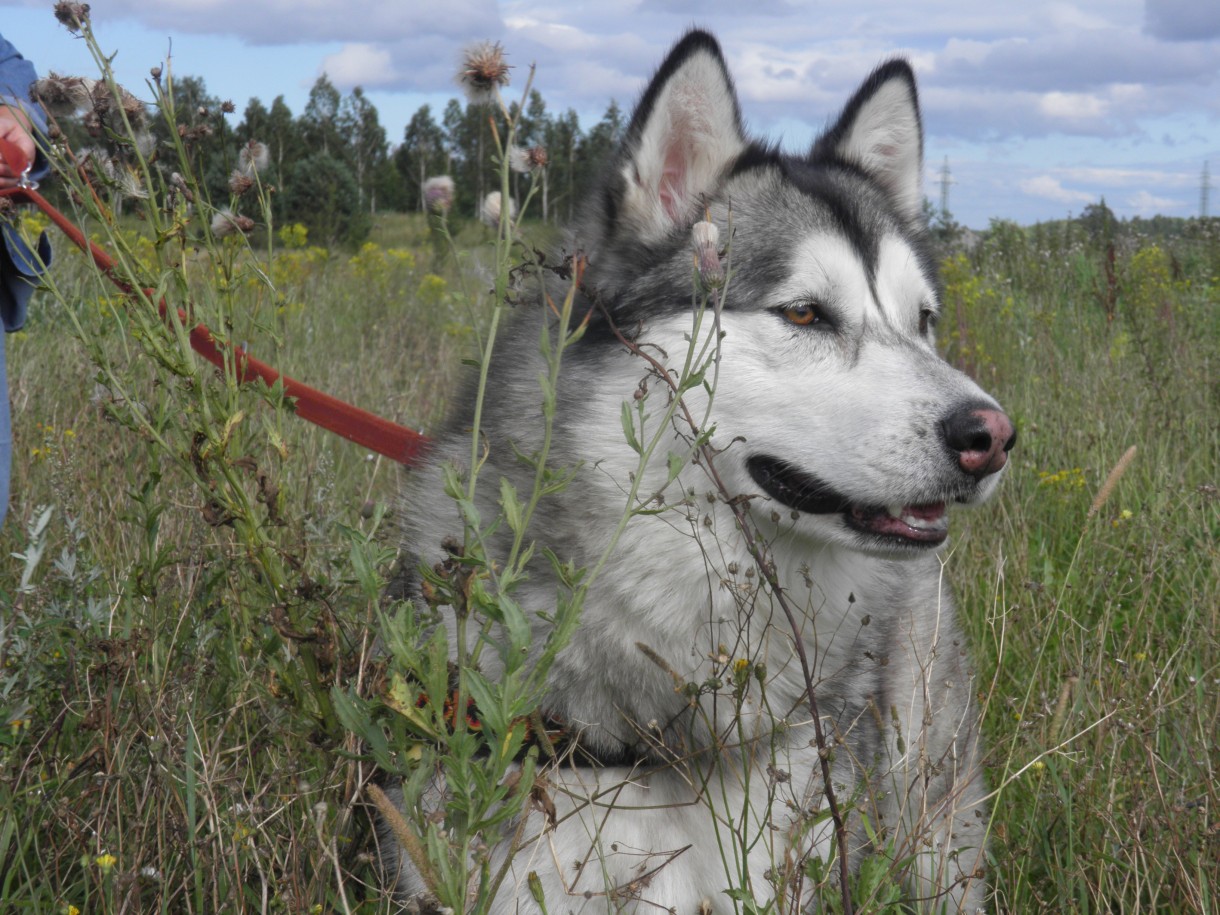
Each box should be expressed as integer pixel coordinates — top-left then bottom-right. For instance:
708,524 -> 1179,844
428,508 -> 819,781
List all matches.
943,229 -> 1219,912
0,209 -> 484,914
2,210 -> 1216,913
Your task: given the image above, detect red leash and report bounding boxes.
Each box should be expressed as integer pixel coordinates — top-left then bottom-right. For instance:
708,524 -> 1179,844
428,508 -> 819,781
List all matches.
0,138 -> 431,466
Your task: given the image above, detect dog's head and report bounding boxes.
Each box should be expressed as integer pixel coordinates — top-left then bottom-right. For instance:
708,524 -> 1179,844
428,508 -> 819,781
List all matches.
574,31 -> 1015,556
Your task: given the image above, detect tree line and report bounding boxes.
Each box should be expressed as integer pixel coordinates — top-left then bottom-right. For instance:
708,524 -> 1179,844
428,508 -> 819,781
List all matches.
154,73 -> 626,246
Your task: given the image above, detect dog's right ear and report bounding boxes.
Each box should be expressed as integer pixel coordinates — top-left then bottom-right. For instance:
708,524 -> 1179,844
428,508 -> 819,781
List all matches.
812,60 -> 924,225
609,31 -> 746,241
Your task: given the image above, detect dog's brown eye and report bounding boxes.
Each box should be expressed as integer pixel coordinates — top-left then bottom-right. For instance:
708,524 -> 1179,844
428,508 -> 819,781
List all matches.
782,303 -> 821,326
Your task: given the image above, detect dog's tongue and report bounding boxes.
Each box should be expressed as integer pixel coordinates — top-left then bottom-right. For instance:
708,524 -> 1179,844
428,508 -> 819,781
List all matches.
851,502 -> 948,543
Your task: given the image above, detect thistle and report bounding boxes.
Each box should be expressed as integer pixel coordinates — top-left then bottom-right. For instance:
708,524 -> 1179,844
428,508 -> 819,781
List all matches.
29,73 -> 96,117
508,145 -> 548,173
480,190 -> 517,228
422,175 -> 455,214
211,209 -> 255,238
82,79 -> 146,133
691,219 -> 724,289
228,170 -> 254,196
457,40 -> 510,106
53,1 -> 90,31
238,139 -> 269,175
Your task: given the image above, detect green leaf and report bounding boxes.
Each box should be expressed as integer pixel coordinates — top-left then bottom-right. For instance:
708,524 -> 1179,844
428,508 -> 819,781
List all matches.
666,450 -> 685,484
500,477 -> 524,535
621,401 -> 641,453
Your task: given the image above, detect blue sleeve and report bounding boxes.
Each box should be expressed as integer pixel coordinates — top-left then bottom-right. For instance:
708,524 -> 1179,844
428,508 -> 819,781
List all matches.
0,32 -> 52,332
0,33 -> 49,182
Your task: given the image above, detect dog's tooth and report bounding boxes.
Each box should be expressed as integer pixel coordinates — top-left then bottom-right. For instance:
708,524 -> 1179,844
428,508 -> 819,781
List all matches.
887,504 -> 904,518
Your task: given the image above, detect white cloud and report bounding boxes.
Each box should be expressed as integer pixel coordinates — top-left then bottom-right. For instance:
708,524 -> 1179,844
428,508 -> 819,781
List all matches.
1055,166 -> 1192,186
13,0 -> 1218,226
1019,175 -> 1097,205
1127,189 -> 1182,213
1047,3 -> 1113,31
320,44 -> 397,90
1038,91 -> 1109,121
82,0 -> 501,45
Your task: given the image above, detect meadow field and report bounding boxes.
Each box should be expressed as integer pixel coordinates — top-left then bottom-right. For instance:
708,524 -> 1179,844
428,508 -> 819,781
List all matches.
0,106 -> 1217,915
0,203 -> 1215,913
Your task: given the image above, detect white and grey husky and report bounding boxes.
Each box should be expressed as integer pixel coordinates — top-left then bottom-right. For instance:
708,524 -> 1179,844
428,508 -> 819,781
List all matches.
382,29 -> 1014,915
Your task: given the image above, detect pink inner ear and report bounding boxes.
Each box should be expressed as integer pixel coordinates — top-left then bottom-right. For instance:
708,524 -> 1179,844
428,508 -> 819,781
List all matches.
659,142 -> 688,223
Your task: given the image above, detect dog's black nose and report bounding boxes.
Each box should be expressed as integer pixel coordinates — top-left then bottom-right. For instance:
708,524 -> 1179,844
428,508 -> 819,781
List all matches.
942,405 -> 1017,479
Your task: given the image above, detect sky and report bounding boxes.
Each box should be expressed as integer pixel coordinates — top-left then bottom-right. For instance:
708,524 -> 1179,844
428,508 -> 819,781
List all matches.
2,0 -> 1219,228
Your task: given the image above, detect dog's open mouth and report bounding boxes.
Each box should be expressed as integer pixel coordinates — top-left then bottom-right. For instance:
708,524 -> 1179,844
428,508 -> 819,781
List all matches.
746,455 -> 948,546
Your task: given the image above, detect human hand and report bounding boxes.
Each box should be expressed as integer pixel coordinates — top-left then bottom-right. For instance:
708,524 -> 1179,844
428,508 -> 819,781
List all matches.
0,107 -> 36,188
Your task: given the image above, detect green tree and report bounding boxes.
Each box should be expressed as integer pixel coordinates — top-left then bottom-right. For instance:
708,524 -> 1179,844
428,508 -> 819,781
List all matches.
339,86 -> 388,212
546,108 -> 581,222
514,89 -> 550,217
572,100 -> 622,217
300,74 -> 344,158
281,151 -> 369,247
397,104 -> 445,212
1079,197 -> 1118,246
154,74 -> 230,199
236,97 -> 270,145
443,98 -> 496,217
265,95 -> 298,190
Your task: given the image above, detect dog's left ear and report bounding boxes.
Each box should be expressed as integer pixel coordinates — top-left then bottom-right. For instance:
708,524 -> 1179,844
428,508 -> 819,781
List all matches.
614,30 -> 747,240
813,60 -> 924,224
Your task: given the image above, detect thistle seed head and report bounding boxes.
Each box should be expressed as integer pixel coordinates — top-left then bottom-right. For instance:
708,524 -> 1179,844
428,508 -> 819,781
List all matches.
457,41 -> 510,106
508,145 -> 548,173
239,140 -> 270,175
211,209 -> 255,238
53,1 -> 91,31
480,190 -> 517,227
76,146 -> 116,180
84,79 -> 147,133
29,73 -> 96,117
115,165 -> 148,201
228,170 -> 254,196
422,175 -> 455,214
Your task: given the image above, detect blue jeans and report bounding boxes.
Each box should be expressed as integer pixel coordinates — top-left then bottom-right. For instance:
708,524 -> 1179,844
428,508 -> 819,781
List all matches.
0,328 -> 9,528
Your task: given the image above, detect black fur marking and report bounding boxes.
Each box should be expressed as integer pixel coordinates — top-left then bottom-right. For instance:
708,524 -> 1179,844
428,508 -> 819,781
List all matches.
809,58 -> 921,173
729,141 -> 784,178
621,29 -> 742,149
747,455 -> 852,515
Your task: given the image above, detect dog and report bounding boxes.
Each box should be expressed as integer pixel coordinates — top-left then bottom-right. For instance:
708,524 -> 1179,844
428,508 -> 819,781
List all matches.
381,29 -> 1014,914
